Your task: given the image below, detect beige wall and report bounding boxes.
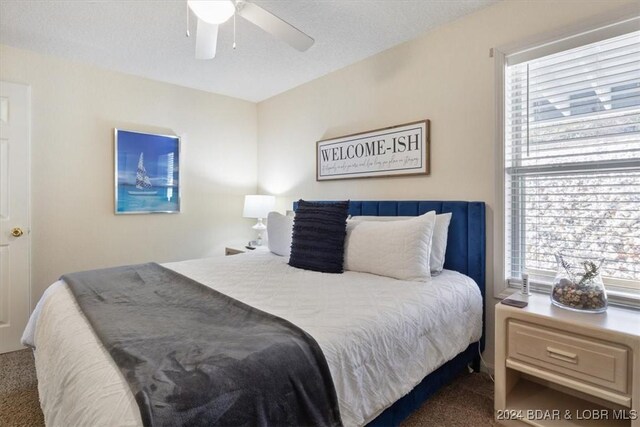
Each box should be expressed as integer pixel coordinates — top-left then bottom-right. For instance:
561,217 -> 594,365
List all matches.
0,45 -> 258,307
256,0 -> 638,366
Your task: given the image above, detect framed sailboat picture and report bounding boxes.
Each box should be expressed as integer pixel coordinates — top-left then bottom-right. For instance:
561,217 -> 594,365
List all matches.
114,129 -> 181,214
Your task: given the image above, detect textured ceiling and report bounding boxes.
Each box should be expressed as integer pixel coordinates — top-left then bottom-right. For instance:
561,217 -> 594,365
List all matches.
0,0 -> 497,102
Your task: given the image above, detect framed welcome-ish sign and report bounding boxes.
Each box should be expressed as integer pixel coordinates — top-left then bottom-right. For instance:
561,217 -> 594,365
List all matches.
316,120 -> 430,181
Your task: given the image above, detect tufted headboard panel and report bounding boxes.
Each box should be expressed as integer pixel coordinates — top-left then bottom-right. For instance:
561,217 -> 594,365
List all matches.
292,200 -> 485,294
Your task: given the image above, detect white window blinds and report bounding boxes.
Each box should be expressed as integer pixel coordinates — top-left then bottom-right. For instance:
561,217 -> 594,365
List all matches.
504,29 -> 640,291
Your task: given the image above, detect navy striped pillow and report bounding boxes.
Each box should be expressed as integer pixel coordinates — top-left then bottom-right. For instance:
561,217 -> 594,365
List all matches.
289,200 -> 350,273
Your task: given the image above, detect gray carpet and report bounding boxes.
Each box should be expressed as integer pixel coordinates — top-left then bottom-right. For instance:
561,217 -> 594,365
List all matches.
0,349 -> 496,427
0,350 -> 44,427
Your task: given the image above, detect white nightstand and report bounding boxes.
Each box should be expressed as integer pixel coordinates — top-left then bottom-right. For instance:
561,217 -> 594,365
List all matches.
224,247 -> 245,256
495,292 -> 640,427
224,245 -> 268,256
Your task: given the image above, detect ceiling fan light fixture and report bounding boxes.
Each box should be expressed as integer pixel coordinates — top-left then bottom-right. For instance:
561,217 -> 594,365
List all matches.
188,0 -> 235,25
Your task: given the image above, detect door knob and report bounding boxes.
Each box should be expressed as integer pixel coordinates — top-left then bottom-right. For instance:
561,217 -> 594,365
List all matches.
10,227 -> 24,237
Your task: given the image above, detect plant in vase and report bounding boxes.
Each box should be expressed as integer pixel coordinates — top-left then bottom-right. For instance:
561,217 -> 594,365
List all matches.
551,253 -> 607,313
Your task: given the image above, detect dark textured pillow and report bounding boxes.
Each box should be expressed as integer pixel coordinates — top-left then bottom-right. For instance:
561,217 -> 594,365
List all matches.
289,200 -> 350,273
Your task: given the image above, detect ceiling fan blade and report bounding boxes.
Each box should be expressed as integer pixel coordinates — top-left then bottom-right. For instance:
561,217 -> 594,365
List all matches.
195,18 -> 219,59
238,2 -> 314,52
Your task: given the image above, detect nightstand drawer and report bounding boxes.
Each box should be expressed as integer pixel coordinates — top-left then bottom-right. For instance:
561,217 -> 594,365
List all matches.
507,320 -> 629,394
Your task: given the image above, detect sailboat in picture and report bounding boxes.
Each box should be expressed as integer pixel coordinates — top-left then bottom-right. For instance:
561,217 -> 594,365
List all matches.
128,152 -> 158,196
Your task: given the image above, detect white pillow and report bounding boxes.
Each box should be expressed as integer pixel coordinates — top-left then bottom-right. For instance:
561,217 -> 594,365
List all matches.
344,211 -> 436,281
267,212 -> 293,257
349,213 -> 452,274
349,216 -> 410,221
430,213 -> 452,274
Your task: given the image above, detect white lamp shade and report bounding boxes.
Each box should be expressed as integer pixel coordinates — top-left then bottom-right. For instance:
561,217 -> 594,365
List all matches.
243,195 -> 275,219
188,0 -> 235,25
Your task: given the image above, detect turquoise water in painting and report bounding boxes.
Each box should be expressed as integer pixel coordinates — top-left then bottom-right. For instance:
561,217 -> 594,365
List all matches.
117,185 -> 180,213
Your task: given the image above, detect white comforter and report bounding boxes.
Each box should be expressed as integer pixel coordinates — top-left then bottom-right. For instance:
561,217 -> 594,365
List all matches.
24,251 -> 482,427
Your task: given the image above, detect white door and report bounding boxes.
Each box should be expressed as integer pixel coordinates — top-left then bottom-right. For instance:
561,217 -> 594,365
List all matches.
0,81 -> 31,354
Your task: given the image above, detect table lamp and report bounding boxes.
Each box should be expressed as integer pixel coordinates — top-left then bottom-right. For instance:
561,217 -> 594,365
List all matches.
243,195 -> 275,246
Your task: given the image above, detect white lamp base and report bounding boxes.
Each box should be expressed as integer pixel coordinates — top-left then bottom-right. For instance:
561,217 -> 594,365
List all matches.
252,218 -> 266,246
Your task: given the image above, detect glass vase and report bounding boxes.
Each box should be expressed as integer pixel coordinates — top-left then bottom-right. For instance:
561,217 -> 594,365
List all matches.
551,253 -> 607,313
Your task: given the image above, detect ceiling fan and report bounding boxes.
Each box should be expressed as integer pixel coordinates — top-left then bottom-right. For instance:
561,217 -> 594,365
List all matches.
187,0 -> 315,59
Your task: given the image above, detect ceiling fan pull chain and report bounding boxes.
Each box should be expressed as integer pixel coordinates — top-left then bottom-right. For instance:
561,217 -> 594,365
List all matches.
186,2 -> 190,37
233,11 -> 237,49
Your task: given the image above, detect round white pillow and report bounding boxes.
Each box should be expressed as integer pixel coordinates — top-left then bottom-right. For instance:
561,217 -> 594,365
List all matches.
267,211 -> 294,257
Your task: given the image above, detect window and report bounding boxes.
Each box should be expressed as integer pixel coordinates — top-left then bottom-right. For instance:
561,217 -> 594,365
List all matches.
503,26 -> 640,297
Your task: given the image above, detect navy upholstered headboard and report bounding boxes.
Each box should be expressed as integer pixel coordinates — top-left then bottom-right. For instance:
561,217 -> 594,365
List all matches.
293,200 -> 486,348
292,200 -> 485,294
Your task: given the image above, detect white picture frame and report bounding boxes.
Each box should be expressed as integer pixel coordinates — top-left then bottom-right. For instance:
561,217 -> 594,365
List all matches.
114,129 -> 181,214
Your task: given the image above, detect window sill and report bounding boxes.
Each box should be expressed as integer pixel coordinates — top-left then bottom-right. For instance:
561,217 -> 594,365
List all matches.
504,280 -> 640,310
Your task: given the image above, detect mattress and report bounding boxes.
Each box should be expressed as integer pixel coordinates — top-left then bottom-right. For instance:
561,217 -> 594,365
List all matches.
25,251 -> 482,427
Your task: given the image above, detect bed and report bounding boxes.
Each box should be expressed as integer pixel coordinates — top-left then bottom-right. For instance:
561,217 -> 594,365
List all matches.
23,200 -> 486,427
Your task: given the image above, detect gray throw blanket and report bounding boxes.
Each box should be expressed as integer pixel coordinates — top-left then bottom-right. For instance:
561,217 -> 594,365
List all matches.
62,263 -> 342,427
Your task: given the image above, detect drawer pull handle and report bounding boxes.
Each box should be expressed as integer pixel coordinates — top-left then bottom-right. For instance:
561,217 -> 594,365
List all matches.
547,347 -> 578,364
